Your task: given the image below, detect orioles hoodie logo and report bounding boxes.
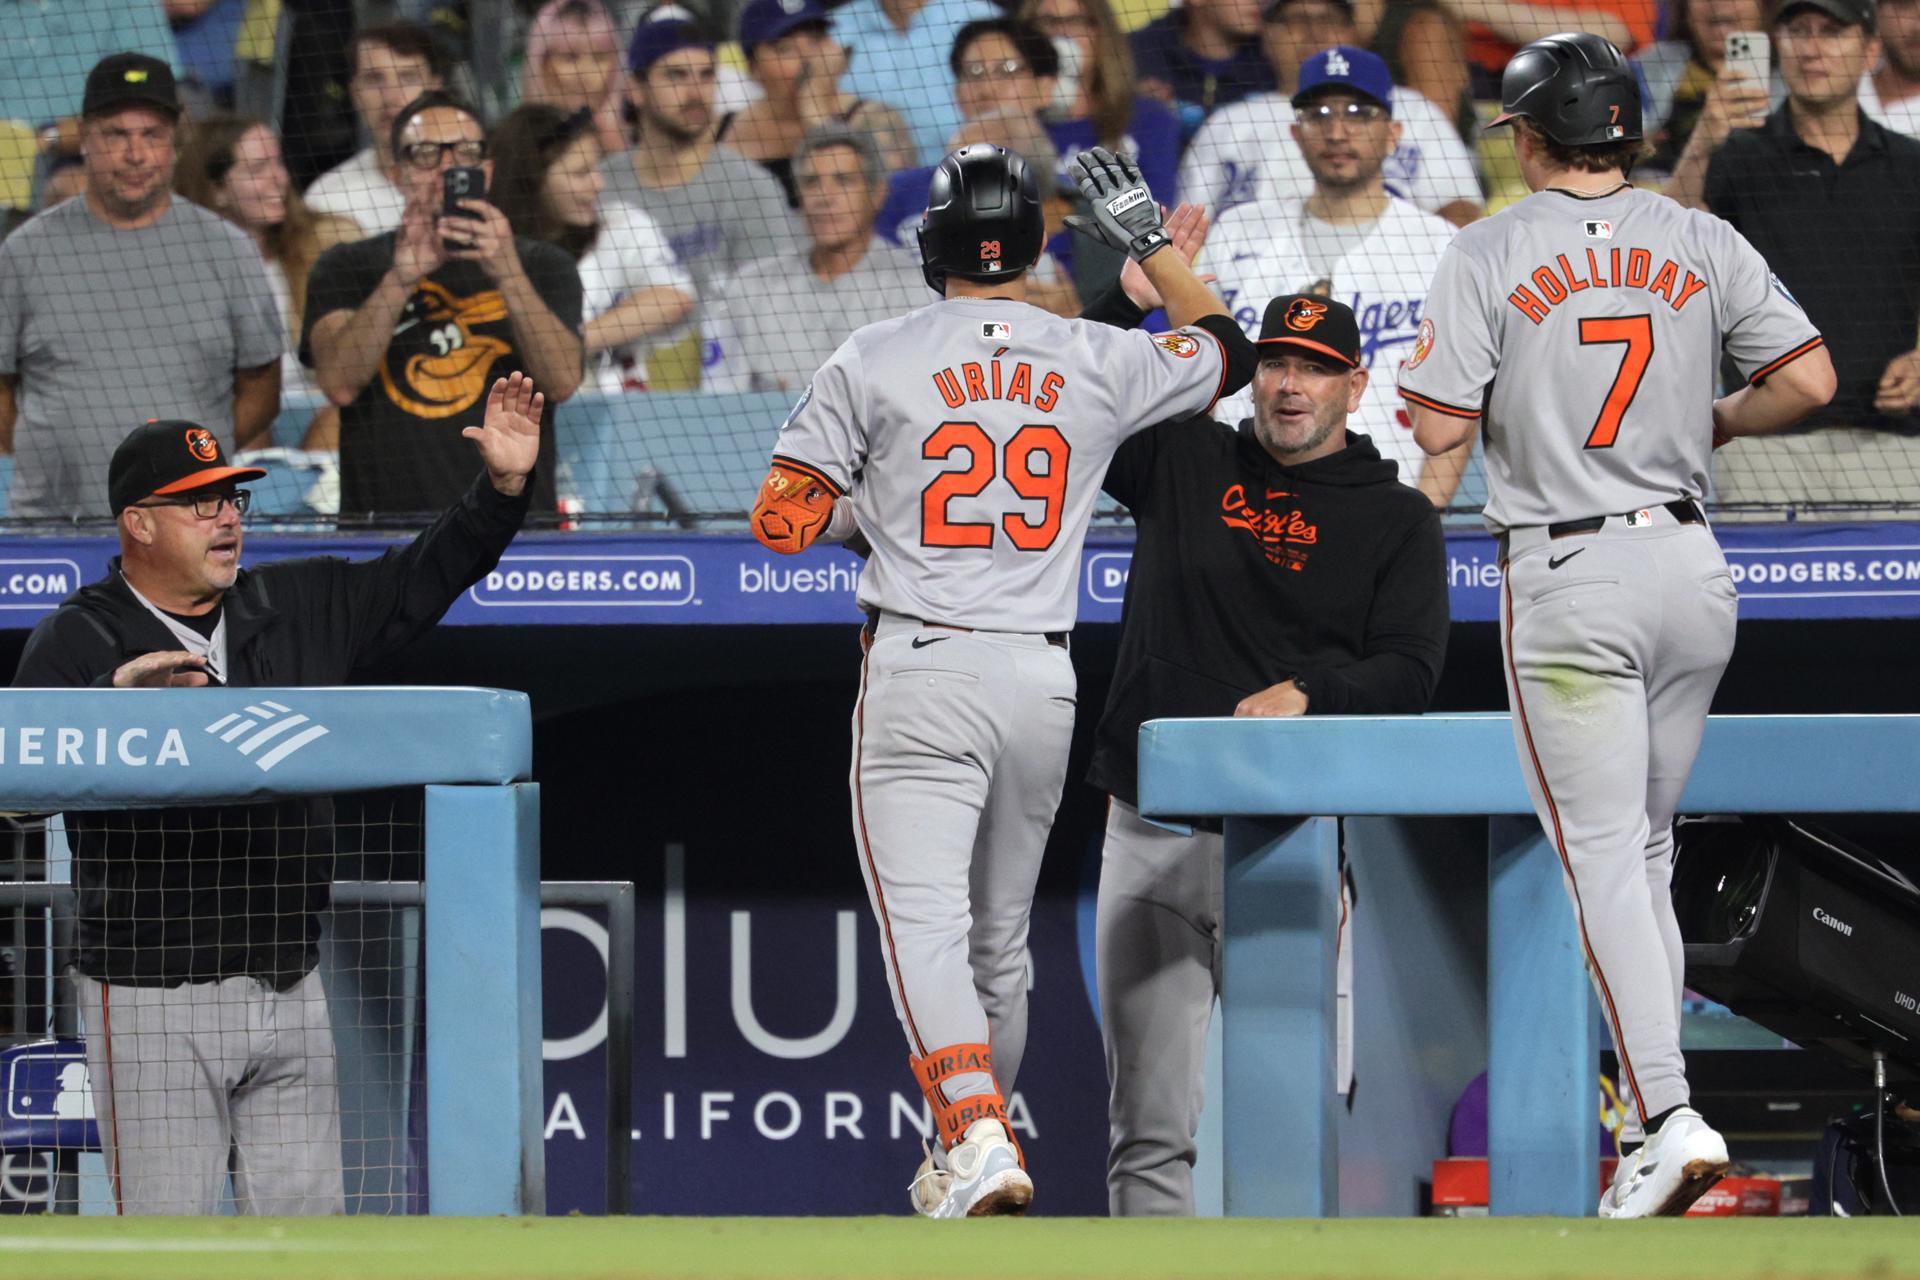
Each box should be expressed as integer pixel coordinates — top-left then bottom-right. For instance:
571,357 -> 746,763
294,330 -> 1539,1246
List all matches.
1220,483 -> 1318,570
380,279 -> 513,419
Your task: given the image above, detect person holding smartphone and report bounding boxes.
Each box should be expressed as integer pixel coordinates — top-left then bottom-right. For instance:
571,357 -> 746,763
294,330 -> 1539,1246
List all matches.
302,91 -> 584,520
1656,0 -> 1777,202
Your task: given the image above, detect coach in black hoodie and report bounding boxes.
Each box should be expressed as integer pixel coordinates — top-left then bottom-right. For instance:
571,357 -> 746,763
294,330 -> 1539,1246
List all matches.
1091,296 -> 1448,1217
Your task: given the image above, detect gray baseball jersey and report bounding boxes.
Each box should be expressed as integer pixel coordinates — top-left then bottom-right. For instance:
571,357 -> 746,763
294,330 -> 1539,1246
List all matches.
1405,183 -> 1824,1146
1398,186 -> 1821,531
769,297 -> 1229,632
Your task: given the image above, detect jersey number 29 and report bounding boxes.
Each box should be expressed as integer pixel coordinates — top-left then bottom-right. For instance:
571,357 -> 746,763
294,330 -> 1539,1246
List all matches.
1578,314 -> 1654,450
921,422 -> 1069,550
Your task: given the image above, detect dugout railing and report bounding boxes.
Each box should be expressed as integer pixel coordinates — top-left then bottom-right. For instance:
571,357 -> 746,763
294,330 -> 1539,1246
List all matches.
0,687 -> 544,1216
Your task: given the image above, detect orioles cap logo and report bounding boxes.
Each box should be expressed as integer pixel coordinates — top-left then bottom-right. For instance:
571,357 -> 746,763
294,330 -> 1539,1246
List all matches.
184,427 -> 219,463
1285,298 -> 1328,332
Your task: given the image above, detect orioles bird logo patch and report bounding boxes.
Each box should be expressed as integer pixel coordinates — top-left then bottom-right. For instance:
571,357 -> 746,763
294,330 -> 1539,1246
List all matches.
1285,298 -> 1329,332
184,427 -> 219,462
1406,317 -> 1435,370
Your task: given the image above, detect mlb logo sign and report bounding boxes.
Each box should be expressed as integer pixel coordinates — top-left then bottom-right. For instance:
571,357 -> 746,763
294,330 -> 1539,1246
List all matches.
1584,220 -> 1614,239
2,1040 -> 100,1152
1605,125 -> 1626,139
980,322 -> 1012,341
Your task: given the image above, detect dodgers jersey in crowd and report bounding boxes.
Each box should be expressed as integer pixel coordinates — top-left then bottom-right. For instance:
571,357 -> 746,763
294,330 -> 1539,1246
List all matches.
769,297 -> 1229,632
1398,186 -> 1822,530
1178,86 -> 1481,220
1208,196 -> 1455,479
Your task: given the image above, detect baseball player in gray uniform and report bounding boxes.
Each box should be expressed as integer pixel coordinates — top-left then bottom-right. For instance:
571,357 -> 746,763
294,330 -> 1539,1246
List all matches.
752,144 -> 1257,1217
1400,33 -> 1836,1218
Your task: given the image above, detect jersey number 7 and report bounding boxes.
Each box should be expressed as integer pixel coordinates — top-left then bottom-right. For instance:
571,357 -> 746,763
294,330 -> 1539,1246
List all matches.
1578,314 -> 1654,450
921,421 -> 1070,550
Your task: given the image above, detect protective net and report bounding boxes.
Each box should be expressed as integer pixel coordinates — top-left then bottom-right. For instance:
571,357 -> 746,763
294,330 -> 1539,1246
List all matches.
0,0 -> 1915,529
0,791 -> 426,1215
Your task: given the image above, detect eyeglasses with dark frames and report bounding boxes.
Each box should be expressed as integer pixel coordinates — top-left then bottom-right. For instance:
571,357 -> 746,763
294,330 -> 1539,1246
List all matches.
400,139 -> 487,169
138,490 -> 252,519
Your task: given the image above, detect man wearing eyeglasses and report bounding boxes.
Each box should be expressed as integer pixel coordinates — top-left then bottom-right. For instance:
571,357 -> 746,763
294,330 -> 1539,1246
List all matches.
11,375 -> 545,1214
1204,46 -> 1472,499
304,91 -> 583,519
1179,2 -> 1484,227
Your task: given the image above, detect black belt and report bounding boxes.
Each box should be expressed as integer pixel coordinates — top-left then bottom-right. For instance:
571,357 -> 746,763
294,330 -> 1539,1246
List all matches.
1548,498 -> 1704,540
865,609 -> 1067,649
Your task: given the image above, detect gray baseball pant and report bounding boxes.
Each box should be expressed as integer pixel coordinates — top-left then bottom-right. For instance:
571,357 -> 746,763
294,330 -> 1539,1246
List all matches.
75,970 -> 345,1215
1500,514 -> 1737,1127
850,611 -> 1076,1127
1096,799 -> 1224,1216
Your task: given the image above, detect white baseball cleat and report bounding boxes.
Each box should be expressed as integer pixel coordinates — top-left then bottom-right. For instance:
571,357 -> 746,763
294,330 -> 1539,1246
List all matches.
1598,1107 -> 1730,1218
926,1119 -> 1032,1218
1597,1146 -> 1644,1217
908,1142 -> 952,1218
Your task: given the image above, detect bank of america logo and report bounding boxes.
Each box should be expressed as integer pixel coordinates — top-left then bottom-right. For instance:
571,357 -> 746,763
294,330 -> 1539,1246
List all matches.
203,701 -> 330,772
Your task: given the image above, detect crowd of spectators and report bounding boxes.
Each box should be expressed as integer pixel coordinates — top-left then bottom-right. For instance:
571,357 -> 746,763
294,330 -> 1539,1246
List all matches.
2,0 -> 1919,520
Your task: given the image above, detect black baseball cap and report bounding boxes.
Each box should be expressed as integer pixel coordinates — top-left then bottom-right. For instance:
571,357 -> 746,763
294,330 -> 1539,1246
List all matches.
108,420 -> 267,515
82,53 -> 181,121
1768,0 -> 1874,26
1257,295 -> 1361,368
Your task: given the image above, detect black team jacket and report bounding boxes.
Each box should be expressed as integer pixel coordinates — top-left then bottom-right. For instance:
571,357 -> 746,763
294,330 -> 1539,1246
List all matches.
1088,419 -> 1450,810
12,472 -> 530,987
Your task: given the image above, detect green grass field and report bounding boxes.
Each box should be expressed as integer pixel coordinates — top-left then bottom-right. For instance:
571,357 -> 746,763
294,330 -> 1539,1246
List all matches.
1,1217 -> 1916,1280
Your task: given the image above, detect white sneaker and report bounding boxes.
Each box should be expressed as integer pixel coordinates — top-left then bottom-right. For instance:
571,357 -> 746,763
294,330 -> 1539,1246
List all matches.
927,1119 -> 1032,1218
1598,1107 -> 1730,1218
908,1141 -> 951,1217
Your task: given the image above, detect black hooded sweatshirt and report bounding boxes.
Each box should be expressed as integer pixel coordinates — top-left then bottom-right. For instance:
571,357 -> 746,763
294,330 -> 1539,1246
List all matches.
1088,418 -> 1450,809
12,473 -> 529,987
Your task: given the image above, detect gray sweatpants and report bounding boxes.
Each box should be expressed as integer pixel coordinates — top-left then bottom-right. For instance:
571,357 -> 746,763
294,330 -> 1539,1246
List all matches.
1500,513 -> 1737,1127
1096,801 -> 1224,1217
75,970 -> 345,1215
1098,800 -> 1355,1216
850,611 -> 1076,1118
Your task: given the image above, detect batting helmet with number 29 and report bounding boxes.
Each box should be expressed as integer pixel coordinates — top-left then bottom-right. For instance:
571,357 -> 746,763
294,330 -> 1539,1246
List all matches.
917,143 -> 1046,295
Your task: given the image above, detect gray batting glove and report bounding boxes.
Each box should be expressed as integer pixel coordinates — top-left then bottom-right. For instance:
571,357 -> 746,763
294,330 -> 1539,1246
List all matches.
1064,146 -> 1170,263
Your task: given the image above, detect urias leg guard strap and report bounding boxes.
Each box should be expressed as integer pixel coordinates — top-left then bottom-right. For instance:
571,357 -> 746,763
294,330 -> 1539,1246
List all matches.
910,1042 -> 1022,1164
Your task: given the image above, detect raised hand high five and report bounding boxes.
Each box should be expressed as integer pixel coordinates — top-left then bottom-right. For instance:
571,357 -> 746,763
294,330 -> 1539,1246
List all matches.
462,372 -> 545,497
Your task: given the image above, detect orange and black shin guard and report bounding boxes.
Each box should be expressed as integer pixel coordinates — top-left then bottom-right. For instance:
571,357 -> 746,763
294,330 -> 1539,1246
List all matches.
910,1042 -> 1024,1165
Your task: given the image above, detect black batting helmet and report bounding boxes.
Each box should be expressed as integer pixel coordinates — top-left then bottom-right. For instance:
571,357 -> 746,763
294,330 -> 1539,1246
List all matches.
916,143 -> 1045,295
1487,32 -> 1642,147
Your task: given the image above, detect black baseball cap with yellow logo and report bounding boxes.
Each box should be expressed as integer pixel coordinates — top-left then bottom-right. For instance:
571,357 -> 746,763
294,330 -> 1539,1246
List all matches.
108,420 -> 267,514
82,53 -> 181,121
1257,294 -> 1362,368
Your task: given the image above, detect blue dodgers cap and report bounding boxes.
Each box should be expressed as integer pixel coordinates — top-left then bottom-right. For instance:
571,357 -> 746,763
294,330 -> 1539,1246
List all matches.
626,7 -> 713,75
1291,45 -> 1394,113
739,0 -> 831,56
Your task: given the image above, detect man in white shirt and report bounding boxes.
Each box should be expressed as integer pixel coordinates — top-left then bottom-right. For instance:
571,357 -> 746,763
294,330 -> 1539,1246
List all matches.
302,24 -> 445,235
1180,7 -> 1484,226
1863,0 -> 1920,134
1205,46 -> 1465,493
708,124 -> 924,392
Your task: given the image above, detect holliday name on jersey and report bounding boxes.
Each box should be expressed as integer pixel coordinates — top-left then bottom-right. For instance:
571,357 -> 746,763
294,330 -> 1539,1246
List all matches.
1507,248 -> 1708,325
